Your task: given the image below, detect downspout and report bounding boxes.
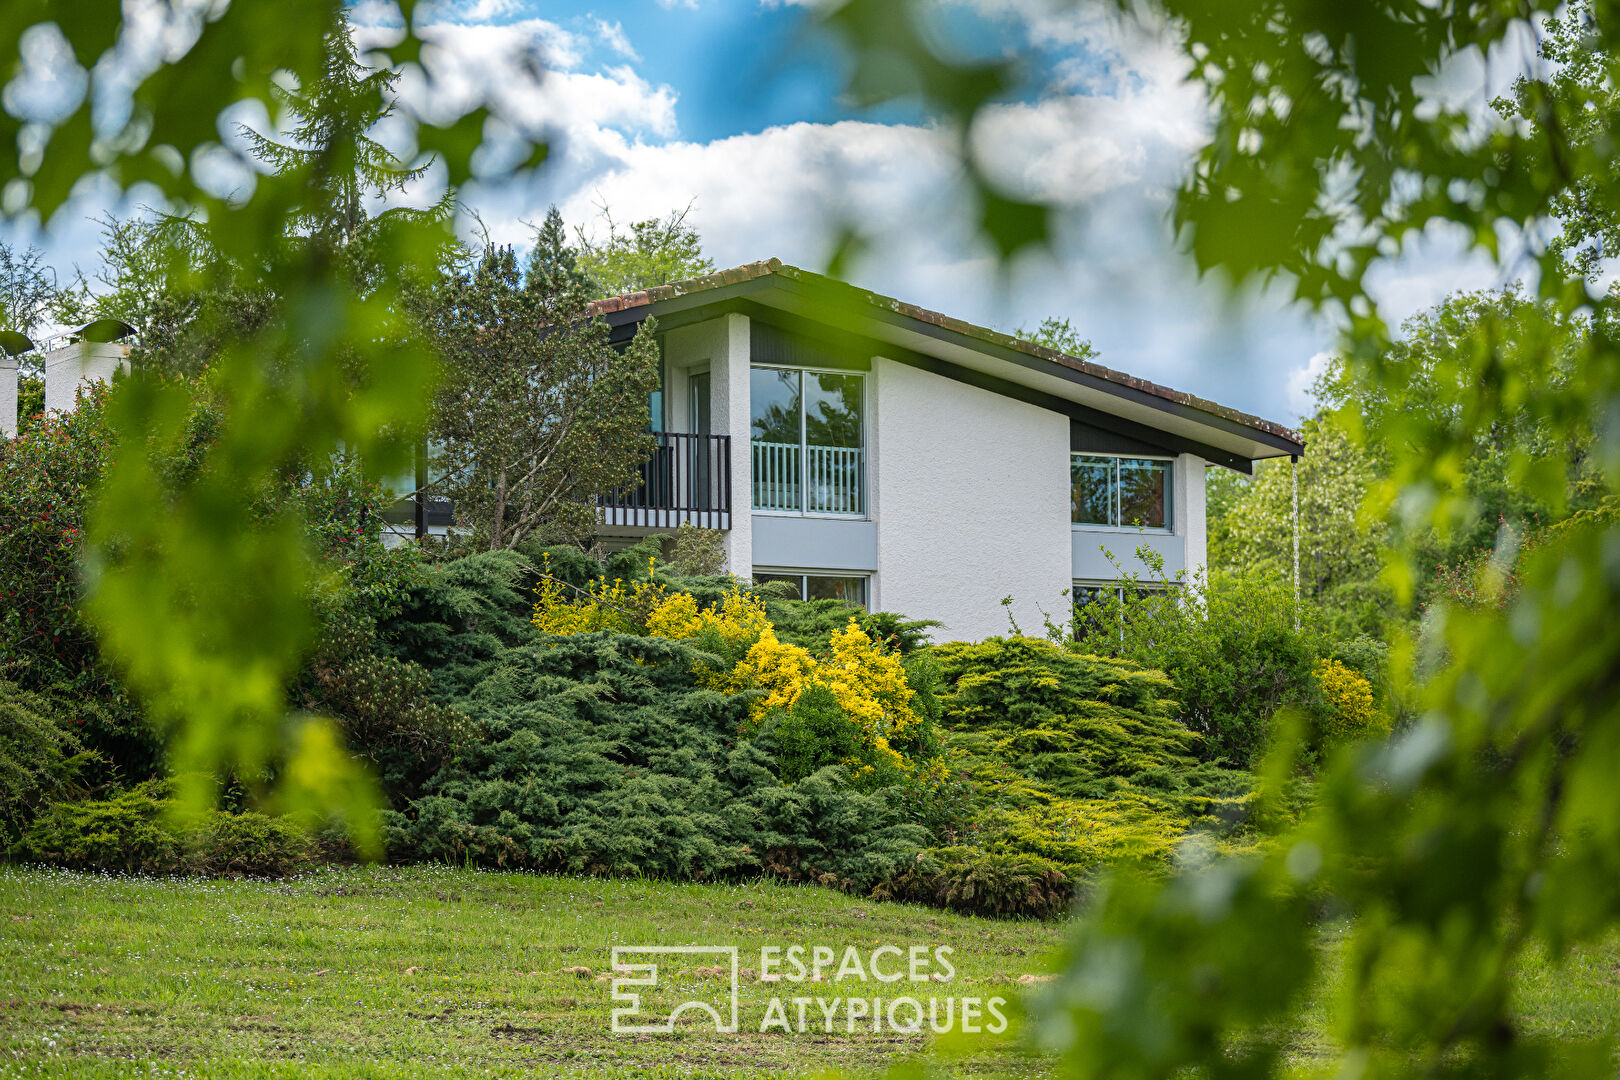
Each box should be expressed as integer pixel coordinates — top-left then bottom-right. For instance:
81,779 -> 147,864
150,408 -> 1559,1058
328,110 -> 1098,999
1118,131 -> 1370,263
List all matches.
1292,454 -> 1300,628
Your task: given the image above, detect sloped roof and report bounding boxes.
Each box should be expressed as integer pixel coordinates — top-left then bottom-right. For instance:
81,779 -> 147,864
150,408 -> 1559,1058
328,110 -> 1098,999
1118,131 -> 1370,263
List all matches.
590,258 -> 1303,454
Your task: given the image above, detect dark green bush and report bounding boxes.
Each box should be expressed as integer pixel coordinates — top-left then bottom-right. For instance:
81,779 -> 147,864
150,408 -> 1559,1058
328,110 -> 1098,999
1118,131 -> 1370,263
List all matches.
15,781 -> 318,876
759,685 -> 863,784
380,550 -> 541,698
384,631 -> 930,888
0,677 -> 92,844
764,595 -> 939,655
872,847 -> 1073,919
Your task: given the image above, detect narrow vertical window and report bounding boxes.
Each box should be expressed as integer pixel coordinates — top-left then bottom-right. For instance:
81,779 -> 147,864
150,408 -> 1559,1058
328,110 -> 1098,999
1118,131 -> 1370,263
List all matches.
750,367 -> 801,511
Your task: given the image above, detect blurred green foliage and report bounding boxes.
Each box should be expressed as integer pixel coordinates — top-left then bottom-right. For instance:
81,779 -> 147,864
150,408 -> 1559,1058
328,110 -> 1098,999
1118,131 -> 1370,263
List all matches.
0,0 -> 547,839
816,0 -> 1620,1072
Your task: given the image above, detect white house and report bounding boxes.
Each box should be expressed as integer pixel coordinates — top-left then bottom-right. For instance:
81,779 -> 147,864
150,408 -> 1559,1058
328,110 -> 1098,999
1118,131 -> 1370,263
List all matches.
5,265 -> 1303,642
562,260 -> 1300,641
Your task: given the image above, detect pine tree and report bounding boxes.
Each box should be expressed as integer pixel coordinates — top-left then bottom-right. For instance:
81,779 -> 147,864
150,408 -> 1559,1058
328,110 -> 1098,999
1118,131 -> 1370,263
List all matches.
238,8 -> 430,245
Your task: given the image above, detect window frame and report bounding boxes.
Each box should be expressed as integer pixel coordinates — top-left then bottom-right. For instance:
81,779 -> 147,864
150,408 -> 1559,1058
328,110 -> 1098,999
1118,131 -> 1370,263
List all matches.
749,364 -> 869,519
1069,452 -> 1175,533
753,568 -> 870,607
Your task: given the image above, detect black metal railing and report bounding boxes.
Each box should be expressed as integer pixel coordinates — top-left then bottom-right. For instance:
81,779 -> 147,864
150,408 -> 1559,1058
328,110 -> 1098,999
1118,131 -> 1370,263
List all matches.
600,431 -> 732,530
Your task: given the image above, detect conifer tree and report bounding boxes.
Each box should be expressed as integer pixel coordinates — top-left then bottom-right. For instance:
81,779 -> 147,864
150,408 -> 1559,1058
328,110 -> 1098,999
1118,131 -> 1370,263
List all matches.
422,208 -> 661,550
238,8 -> 431,245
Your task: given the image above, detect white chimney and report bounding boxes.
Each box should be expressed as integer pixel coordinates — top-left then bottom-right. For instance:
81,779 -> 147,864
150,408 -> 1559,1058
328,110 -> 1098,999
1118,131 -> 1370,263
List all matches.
0,352 -> 16,439
43,340 -> 130,413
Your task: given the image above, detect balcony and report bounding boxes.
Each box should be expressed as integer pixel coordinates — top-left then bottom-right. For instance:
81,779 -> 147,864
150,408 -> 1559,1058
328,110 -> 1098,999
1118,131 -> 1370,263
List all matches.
752,440 -> 864,515
600,431 -> 732,531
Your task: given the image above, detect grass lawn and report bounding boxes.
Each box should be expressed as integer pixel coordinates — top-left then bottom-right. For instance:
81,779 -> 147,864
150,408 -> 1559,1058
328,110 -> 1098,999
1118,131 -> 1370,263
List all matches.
4,866 -> 1619,1079
0,865 -> 1067,1079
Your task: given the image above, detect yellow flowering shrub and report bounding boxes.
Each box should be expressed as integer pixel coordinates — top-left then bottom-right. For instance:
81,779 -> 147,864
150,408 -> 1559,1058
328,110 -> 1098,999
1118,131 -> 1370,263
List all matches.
644,586 -> 771,650
531,555 -> 671,636
1313,657 -> 1389,748
532,571 -> 929,778
723,619 -> 922,777
723,627 -> 819,718
820,620 -> 920,768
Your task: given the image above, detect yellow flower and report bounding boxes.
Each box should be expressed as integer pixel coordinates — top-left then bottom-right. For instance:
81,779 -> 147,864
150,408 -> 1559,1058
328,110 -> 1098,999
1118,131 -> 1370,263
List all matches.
535,573 -> 927,776
1313,657 -> 1388,747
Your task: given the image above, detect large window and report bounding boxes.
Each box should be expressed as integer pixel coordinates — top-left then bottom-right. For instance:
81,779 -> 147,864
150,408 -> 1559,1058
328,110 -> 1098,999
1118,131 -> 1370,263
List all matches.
1070,454 -> 1172,529
750,366 -> 865,514
755,571 -> 868,607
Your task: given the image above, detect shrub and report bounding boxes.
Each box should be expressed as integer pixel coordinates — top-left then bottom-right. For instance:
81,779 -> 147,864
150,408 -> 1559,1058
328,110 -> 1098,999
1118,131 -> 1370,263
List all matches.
380,549 -> 540,697
759,684 -> 861,784
1064,552 -> 1330,766
1310,657 -> 1390,750
0,677 -> 92,844
765,595 -> 939,655
13,781 -> 318,876
923,636 -> 1256,896
666,522 -> 727,577
384,632 -> 929,887
0,383 -> 114,683
872,847 -> 1073,920
531,562 -> 941,783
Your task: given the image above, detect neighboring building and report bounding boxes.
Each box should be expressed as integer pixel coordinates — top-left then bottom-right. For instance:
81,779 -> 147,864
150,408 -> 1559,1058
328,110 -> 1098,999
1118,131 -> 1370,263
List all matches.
0,322 -> 134,440
573,259 -> 1300,641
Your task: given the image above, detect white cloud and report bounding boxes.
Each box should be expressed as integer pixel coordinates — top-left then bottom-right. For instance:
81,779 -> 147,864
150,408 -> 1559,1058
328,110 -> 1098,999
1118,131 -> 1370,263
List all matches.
1287,351 -> 1333,416
592,18 -> 639,62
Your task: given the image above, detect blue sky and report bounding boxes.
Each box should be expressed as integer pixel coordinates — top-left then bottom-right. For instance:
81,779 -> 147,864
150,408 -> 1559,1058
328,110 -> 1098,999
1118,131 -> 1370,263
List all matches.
8,0 -> 1534,425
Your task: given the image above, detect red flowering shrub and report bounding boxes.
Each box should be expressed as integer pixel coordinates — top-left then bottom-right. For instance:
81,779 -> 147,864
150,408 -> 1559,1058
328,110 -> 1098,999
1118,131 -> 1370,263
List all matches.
0,383 -> 114,682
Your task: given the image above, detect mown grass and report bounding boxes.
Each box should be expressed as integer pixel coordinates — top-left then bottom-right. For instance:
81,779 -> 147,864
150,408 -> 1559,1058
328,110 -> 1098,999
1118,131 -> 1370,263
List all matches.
3,866 -> 1618,1079
0,865 -> 1066,1079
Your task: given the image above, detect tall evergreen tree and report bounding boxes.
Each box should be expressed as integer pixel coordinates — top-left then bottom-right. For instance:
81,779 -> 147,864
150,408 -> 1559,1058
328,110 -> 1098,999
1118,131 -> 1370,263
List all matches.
422,208 -> 661,550
238,8 -> 431,245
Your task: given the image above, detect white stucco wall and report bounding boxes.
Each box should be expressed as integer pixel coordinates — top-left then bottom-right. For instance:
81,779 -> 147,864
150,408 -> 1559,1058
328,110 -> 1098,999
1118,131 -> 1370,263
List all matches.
0,354 -> 17,439
43,342 -> 128,413
871,356 -> 1071,642
662,314 -> 752,576
1175,453 -> 1207,585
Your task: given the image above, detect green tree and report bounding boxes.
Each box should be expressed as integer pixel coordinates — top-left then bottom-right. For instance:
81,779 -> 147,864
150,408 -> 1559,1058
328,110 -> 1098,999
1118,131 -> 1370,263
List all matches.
422,209 -> 661,549
1015,316 -> 1099,361
1,239 -> 77,430
1495,0 -> 1619,282
0,0 -> 545,829
82,212 -> 214,335
0,240 -> 72,338
1209,414 -> 1389,634
1317,287 -> 1599,604
237,7 -> 433,246
575,201 -> 715,297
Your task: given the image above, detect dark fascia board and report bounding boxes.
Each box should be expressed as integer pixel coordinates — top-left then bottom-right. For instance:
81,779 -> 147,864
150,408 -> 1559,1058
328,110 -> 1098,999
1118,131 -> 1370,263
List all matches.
604,279 -> 1275,470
